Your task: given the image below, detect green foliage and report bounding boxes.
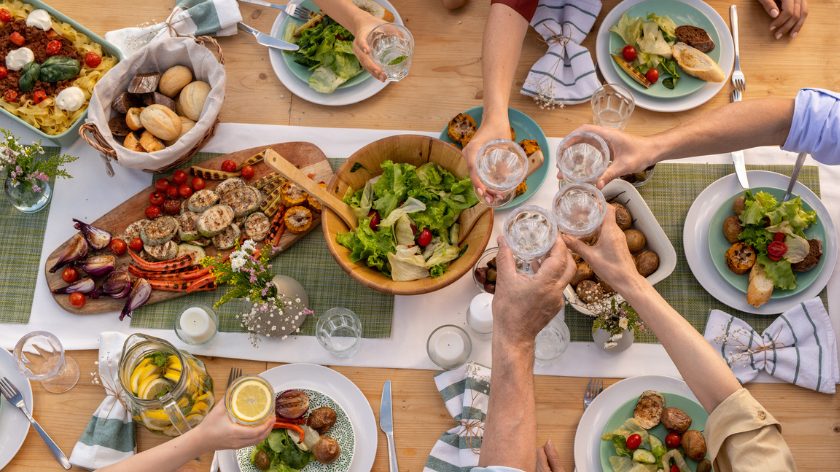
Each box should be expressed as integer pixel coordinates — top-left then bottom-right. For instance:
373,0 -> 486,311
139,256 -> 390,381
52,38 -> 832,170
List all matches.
0,129 -> 77,193
200,240 -> 276,307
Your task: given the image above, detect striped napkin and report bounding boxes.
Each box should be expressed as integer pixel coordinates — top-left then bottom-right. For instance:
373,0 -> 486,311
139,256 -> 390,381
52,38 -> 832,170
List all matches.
520,0 -> 603,106
69,332 -> 136,469
105,0 -> 242,57
704,297 -> 840,394
424,362 -> 491,472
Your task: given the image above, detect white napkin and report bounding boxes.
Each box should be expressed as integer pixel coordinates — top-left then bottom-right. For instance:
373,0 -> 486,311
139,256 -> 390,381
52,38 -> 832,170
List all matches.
520,0 -> 603,106
704,297 -> 839,394
105,0 -> 242,58
69,332 -> 136,469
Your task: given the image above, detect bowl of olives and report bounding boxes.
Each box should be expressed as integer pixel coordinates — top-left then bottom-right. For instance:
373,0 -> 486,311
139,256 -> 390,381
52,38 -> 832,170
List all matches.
473,247 -> 500,294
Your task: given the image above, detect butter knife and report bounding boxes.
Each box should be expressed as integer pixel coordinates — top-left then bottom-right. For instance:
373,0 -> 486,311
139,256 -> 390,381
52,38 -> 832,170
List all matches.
380,380 -> 399,472
238,0 -> 285,9
237,22 -> 299,51
730,89 -> 749,188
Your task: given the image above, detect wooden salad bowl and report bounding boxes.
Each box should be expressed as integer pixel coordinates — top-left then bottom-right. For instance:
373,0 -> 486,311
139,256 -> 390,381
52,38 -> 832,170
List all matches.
321,135 -> 494,295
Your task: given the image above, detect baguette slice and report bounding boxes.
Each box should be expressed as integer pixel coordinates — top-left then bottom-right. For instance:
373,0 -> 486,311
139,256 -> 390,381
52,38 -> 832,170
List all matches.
352,0 -> 395,22
672,42 -> 725,82
747,263 -> 774,308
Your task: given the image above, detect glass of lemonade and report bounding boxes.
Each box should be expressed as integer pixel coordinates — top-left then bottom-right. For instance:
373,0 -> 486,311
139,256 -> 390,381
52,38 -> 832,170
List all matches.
556,131 -> 611,185
591,83 -> 635,130
368,23 -> 415,82
552,183 -> 607,240
477,139 -> 529,208
226,375 -> 275,426
503,205 -> 557,274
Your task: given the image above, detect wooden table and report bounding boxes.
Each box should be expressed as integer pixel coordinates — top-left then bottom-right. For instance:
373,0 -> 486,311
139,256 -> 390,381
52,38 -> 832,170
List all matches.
6,0 -> 840,470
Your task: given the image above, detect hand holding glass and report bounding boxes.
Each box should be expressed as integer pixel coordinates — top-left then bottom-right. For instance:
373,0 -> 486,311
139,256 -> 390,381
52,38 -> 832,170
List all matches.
476,139 -> 528,207
556,131 -> 611,185
367,23 -> 414,82
552,183 -> 607,240
503,205 -> 557,274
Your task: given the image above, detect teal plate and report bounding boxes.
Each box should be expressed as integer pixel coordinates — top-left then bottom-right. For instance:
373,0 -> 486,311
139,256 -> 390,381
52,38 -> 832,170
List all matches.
708,187 -> 827,299
279,0 -> 371,91
608,0 -> 721,99
438,106 -> 549,210
599,393 -> 710,471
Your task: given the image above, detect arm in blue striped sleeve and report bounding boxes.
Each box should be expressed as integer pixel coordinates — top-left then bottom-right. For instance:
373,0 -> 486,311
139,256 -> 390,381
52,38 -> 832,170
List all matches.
782,88 -> 840,165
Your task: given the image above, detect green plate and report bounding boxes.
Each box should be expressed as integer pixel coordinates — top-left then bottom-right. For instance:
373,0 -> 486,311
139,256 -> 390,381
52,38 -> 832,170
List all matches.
708,187 -> 827,299
608,0 -> 721,99
279,0 -> 371,91
599,393 -> 709,471
438,106 -> 549,210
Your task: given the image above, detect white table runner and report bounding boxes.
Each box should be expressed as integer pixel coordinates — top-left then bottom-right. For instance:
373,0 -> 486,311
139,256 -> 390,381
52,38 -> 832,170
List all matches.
1,121 -> 838,381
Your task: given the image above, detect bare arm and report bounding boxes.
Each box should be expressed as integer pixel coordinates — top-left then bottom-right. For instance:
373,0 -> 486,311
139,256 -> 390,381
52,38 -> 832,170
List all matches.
310,0 -> 387,80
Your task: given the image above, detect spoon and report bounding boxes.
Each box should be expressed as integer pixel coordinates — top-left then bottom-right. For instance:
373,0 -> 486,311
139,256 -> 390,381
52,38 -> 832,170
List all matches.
783,152 -> 808,202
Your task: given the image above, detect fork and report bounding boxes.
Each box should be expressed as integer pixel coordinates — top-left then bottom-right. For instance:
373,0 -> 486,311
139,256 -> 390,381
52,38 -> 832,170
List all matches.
0,377 -> 71,469
237,0 -> 313,20
210,367 -> 245,472
729,5 -> 745,92
583,378 -> 603,410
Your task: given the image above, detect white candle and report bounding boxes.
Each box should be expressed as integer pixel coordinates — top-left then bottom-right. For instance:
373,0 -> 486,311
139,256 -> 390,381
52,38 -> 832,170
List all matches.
434,331 -> 465,363
467,293 -> 494,334
179,306 -> 217,344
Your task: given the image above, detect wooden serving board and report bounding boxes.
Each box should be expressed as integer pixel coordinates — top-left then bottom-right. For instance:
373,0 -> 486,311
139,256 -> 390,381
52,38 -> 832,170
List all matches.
45,142 -> 333,315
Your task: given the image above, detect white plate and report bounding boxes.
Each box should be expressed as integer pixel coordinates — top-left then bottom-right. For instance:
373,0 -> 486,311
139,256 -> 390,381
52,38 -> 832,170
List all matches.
684,170 -> 837,314
0,348 -> 33,470
219,363 -> 377,472
268,0 -> 404,106
595,0 -> 734,112
574,375 -> 697,471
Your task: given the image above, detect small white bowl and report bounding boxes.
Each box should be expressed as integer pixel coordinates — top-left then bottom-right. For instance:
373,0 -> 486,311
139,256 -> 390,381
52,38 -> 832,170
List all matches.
564,179 -> 677,316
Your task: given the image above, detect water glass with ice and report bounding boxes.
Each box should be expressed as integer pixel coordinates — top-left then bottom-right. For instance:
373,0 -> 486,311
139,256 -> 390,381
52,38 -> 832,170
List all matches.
368,23 -> 415,82
476,139 -> 528,207
316,307 -> 362,358
503,205 -> 557,274
14,331 -> 79,394
552,183 -> 607,240
556,131 -> 611,185
591,83 -> 635,130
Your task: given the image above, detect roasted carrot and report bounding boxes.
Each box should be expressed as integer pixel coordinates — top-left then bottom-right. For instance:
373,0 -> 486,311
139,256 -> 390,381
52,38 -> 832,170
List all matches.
128,251 -> 193,272
186,273 -> 216,293
128,265 -> 209,280
147,280 -> 191,291
272,422 -> 305,443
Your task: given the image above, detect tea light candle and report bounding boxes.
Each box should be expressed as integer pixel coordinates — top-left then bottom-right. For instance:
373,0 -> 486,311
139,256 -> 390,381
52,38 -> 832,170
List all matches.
427,325 -> 472,370
176,305 -> 217,344
467,292 -> 494,335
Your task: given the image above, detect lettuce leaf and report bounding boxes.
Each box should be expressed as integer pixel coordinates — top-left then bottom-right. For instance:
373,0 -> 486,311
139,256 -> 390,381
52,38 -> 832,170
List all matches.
649,435 -> 667,461
343,181 -> 374,220
425,241 -> 461,268
740,191 -> 778,226
637,21 -> 672,58
388,245 -> 429,281
646,13 -> 677,41
783,233 -> 810,263
394,214 -> 415,246
610,13 -> 643,45
380,197 -> 426,227
291,17 -> 362,93
336,217 -> 395,273
766,196 -> 817,234
758,254 -> 797,290
739,226 -> 773,255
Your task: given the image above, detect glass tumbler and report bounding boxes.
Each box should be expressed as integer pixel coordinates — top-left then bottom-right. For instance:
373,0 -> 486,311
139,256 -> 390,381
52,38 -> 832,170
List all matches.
556,131 -> 611,185
316,308 -> 363,358
14,331 -> 79,394
535,311 -> 571,363
476,139 -> 529,207
368,23 -> 415,82
591,83 -> 635,130
552,183 -> 607,240
503,205 -> 557,274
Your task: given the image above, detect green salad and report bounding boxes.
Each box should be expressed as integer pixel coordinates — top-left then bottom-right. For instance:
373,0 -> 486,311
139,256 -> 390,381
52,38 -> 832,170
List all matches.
611,13 -> 681,88
337,160 -> 478,281
251,430 -> 312,472
285,15 -> 363,93
602,419 -> 695,472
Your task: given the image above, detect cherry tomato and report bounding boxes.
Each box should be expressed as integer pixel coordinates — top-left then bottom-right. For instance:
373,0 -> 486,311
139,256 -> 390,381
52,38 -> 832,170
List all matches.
154,178 -> 170,192
129,237 -> 144,253
368,210 -> 381,230
670,466 -> 679,472
3,89 -> 18,102
417,228 -> 433,247
163,199 -> 181,215
178,184 -> 193,199
190,176 -> 206,190
221,160 -> 236,172
172,169 -> 188,185
84,51 -> 101,68
145,205 -> 161,219
240,165 -> 255,180
645,68 -> 659,84
665,432 -> 681,449
45,39 -> 62,56
0,8 -> 12,22
625,433 -> 642,451
149,191 -> 165,206
622,44 -> 637,62
32,89 -> 46,104
166,185 -> 179,199
109,238 -> 127,256
767,240 -> 788,261
773,232 -> 786,242
0,66 -> 7,80
69,292 -> 86,308
9,31 -> 24,46
61,267 -> 79,284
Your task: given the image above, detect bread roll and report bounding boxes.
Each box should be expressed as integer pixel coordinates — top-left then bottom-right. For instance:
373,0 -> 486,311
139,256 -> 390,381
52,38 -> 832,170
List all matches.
747,263 -> 774,307
672,42 -> 725,82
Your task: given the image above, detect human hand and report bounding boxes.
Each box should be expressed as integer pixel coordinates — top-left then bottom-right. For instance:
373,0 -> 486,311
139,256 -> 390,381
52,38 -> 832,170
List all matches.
560,125 -> 657,189
757,0 -> 808,39
492,234 -> 576,347
561,205 -> 644,294
536,440 -> 566,472
351,14 -> 388,81
192,401 -> 274,452
462,117 -> 513,205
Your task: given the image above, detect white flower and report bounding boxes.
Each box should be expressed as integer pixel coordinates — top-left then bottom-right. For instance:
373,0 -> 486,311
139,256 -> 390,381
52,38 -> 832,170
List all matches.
609,332 -> 624,342
618,317 -> 629,330
605,341 -> 618,349
230,253 -> 247,271
241,239 -> 256,253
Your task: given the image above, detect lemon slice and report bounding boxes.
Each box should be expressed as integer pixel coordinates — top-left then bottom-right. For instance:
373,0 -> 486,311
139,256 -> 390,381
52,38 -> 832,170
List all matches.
140,409 -> 171,431
166,355 -> 182,372
230,379 -> 273,423
190,401 -> 210,416
130,363 -> 159,395
136,373 -> 162,398
164,368 -> 182,384
140,378 -> 172,400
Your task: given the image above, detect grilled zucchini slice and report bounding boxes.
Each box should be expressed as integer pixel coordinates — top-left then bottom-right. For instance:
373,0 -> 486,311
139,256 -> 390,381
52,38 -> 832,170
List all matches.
212,223 -> 241,250
221,186 -> 262,218
176,211 -> 201,241
187,189 -> 220,213
140,216 -> 178,246
197,204 -> 235,237
244,212 -> 271,242
144,240 -> 179,261
215,177 -> 246,198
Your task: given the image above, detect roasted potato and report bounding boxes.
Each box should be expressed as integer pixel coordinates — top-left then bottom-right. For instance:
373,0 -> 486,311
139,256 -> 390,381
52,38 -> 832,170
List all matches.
660,407 -> 692,433
312,437 -> 341,464
725,242 -> 757,275
597,279 -> 615,296
308,406 -> 337,434
624,229 -> 646,253
612,202 -> 633,230
570,260 -> 595,286
253,449 -> 271,470
575,279 -> 604,304
519,139 -> 540,156
635,250 -> 660,277
722,215 -> 743,244
681,430 -> 708,461
447,113 -> 477,148
514,180 -> 527,197
732,195 -> 746,216
633,390 -> 664,429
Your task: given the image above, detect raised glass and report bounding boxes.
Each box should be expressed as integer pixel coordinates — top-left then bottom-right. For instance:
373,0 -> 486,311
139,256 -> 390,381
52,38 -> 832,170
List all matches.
503,205 -> 557,274
552,183 -> 607,239
556,131 -> 611,184
225,375 -> 275,426
476,139 -> 528,207
368,23 -> 415,82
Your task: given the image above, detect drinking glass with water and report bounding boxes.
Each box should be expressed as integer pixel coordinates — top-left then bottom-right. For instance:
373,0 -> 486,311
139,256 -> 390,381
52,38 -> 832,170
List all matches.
367,23 -> 415,82
316,307 -> 362,358
552,183 -> 607,241
477,139 -> 528,207
503,205 -> 557,274
591,83 -> 635,130
556,131 -> 611,185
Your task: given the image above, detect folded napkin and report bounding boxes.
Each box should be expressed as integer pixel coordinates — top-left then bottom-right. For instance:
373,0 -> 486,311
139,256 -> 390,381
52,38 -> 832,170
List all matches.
70,332 -> 136,469
520,0 -> 603,107
105,0 -> 242,58
704,297 -> 839,394
424,362 -> 491,472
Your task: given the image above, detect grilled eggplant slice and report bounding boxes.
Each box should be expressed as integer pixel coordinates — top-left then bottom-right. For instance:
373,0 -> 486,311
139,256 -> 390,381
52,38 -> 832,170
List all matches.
611,54 -> 652,88
177,211 -> 201,241
197,204 -> 235,237
144,240 -> 179,261
221,186 -> 262,218
244,212 -> 271,242
212,223 -> 241,250
140,216 -> 178,246
187,189 -> 220,213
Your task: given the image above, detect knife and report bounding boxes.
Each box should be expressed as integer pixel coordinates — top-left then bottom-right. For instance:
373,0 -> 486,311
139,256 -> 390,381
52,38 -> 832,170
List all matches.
238,0 -> 285,9
237,22 -> 299,51
380,380 -> 399,472
730,89 -> 750,188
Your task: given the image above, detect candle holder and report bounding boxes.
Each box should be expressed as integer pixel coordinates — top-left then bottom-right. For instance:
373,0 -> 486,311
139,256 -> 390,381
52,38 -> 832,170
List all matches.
427,325 -> 472,370
467,292 -> 494,336
175,304 -> 218,345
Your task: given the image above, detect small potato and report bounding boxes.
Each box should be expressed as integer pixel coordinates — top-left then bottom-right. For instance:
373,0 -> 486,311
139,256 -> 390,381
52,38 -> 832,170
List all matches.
681,430 -> 707,461
726,242 -> 757,275
624,229 -> 647,253
732,195 -> 746,215
660,407 -> 692,433
612,202 -> 633,230
635,250 -> 660,277
597,280 -> 615,296
308,406 -> 337,434
575,279 -> 604,304
570,260 -> 595,286
722,215 -> 743,244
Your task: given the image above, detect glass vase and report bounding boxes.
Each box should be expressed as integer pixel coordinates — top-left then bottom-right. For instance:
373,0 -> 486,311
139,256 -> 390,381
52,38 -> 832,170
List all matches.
5,178 -> 51,213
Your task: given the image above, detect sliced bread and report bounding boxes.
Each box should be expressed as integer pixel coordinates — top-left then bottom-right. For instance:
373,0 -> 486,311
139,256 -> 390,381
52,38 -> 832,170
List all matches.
675,25 -> 715,53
